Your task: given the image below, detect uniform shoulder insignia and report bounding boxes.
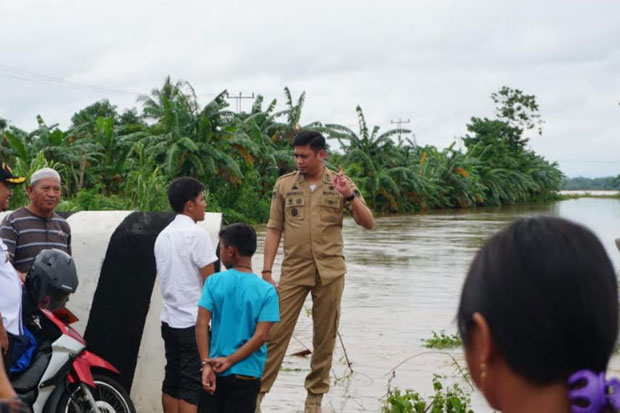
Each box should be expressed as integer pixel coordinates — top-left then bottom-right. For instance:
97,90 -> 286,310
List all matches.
277,171 -> 297,181
276,171 -> 297,182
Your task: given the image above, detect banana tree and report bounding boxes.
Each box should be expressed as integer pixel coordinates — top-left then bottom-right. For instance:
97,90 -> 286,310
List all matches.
138,77 -> 205,178
323,106 -> 410,166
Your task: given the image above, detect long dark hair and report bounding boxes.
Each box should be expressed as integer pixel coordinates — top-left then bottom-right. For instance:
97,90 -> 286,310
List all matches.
457,216 -> 618,384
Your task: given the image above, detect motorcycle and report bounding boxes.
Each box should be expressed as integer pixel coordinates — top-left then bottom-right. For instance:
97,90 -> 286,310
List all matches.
10,249 -> 136,413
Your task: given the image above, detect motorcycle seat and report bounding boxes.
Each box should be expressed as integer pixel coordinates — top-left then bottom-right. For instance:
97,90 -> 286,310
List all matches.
11,342 -> 52,393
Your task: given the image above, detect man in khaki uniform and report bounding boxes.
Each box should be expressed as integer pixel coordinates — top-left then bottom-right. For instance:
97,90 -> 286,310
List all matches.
258,131 -> 374,413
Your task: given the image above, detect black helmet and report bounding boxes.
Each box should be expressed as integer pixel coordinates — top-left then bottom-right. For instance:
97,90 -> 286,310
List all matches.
25,249 -> 79,311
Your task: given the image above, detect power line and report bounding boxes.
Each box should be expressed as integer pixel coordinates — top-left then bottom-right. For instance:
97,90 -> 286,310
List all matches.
0,64 -> 142,96
0,64 -> 257,105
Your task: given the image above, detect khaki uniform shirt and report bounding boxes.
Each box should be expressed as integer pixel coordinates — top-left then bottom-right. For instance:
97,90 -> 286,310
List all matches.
267,168 -> 365,286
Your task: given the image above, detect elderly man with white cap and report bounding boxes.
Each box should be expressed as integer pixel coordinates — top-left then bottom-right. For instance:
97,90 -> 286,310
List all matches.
0,167 -> 71,282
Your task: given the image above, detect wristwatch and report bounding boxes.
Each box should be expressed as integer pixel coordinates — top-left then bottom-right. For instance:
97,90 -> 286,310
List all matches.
344,193 -> 356,202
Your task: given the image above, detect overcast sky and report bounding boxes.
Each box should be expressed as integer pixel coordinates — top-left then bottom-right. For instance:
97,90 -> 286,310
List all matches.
1,0 -> 618,178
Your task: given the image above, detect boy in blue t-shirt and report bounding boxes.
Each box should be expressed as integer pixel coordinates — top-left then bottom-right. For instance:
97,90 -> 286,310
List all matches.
196,223 -> 279,413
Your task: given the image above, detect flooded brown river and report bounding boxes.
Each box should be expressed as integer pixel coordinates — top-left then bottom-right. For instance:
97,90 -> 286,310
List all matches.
252,197 -> 620,412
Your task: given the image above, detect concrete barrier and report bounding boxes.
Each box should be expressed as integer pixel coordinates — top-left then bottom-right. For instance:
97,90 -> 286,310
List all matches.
2,210 -> 222,413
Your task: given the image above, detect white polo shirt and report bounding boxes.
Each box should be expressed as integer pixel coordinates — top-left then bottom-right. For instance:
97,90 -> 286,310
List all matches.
0,240 -> 22,335
154,214 -> 218,328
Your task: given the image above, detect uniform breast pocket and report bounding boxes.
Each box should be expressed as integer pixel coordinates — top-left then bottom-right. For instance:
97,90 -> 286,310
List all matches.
285,197 -> 305,220
320,196 -> 342,223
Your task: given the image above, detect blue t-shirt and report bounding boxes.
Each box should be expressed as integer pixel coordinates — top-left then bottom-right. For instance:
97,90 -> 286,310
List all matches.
198,269 -> 279,378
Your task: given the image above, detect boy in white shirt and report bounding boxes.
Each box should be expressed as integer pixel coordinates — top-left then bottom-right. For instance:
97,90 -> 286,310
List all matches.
155,177 -> 217,413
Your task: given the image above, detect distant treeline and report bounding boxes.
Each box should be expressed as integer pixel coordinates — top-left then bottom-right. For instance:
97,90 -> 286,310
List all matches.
562,176 -> 620,190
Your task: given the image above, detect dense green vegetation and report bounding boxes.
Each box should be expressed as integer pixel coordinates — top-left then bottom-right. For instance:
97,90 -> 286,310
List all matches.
561,176 -> 620,190
422,331 -> 462,350
382,375 -> 473,413
0,80 -> 562,223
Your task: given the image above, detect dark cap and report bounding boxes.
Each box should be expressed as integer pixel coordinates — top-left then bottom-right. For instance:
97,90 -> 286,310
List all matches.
0,162 -> 26,185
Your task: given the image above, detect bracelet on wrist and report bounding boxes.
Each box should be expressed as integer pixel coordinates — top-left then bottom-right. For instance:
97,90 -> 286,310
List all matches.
344,193 -> 356,202
201,360 -> 209,367
261,270 -> 272,274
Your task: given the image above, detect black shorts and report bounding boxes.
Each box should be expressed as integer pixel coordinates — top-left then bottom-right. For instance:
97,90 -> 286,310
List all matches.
199,375 -> 261,413
161,322 -> 202,405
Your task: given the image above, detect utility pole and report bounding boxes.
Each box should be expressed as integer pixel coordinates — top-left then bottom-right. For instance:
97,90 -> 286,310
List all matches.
391,118 -> 410,131
227,92 -> 255,113
391,118 -> 415,145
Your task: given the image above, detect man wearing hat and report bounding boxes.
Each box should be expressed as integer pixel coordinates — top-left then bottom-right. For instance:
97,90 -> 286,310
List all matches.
0,163 -> 26,371
0,167 -> 71,282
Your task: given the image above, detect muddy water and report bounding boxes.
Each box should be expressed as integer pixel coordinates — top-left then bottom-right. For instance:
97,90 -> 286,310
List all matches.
252,198 -> 620,412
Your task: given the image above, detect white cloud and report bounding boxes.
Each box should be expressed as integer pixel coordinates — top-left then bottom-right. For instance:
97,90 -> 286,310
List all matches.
1,0 -> 618,177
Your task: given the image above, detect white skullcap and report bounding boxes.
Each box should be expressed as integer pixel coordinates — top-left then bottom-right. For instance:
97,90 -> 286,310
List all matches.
30,168 -> 61,185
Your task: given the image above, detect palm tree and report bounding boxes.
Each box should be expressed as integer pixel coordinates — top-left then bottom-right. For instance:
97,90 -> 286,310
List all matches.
229,95 -> 295,187
138,77 -> 206,178
269,87 -> 306,146
193,91 -> 246,183
323,106 -> 410,164
319,106 -> 413,209
346,149 -> 412,212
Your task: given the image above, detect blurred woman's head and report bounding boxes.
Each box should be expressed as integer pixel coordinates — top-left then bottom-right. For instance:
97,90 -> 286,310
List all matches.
457,216 -> 618,411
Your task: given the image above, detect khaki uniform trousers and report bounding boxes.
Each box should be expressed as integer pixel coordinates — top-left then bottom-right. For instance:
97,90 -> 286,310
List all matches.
260,273 -> 345,395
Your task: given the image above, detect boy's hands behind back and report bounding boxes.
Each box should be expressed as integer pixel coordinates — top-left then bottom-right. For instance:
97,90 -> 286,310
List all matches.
207,357 -> 232,373
202,365 -> 216,394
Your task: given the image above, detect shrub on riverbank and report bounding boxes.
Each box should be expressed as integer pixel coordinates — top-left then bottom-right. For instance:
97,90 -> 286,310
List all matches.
382,375 -> 473,413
